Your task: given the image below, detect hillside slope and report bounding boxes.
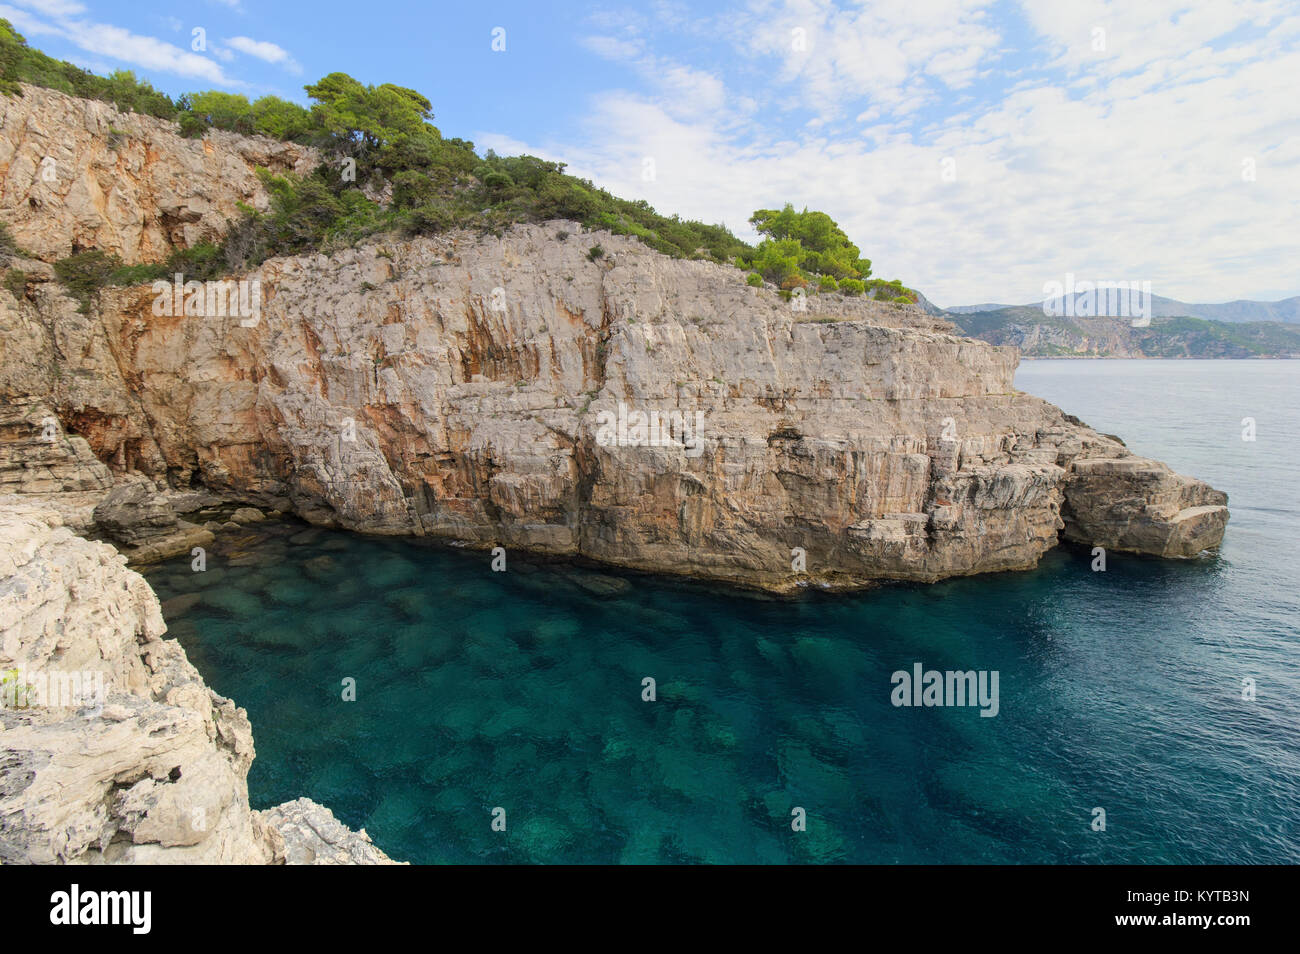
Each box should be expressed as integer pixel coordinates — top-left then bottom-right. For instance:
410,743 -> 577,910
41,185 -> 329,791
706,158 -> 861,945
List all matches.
951,307 -> 1300,358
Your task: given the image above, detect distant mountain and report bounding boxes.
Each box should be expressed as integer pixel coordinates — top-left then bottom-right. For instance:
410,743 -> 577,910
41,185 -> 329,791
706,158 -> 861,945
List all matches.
948,307 -> 1300,359
945,302 -> 1018,314
911,290 -> 949,316
943,294 -> 1300,324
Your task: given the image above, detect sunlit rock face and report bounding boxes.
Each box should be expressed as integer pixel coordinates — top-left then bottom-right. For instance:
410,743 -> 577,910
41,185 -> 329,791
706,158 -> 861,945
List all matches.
1,220 -> 1222,590
0,499 -> 399,864
0,82 -> 1224,589
0,83 -> 315,265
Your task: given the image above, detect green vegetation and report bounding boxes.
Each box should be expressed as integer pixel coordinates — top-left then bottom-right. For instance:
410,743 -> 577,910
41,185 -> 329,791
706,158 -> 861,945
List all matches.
52,244 -> 229,311
0,668 -> 31,708
0,221 -> 24,259
1137,316 -> 1300,358
3,267 -> 26,299
2,18 -> 918,300
52,250 -> 122,312
0,20 -> 173,116
737,204 -> 917,302
178,90 -> 315,142
742,205 -> 871,282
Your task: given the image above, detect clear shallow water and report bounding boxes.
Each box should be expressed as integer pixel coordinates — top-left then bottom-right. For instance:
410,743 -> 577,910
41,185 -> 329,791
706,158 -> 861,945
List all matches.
145,360 -> 1300,864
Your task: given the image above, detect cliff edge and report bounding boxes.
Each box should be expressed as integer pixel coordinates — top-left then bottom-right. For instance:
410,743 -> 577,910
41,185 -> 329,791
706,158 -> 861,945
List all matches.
0,84 -> 1227,590
0,497 -> 399,864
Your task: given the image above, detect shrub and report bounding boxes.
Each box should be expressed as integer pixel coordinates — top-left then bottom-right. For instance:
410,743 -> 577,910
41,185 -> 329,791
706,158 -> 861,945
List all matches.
746,272 -> 763,287
4,267 -> 26,299
0,221 -> 23,258
480,170 -> 514,192
405,203 -> 458,234
587,244 -> 605,261
177,112 -> 209,138
0,668 -> 32,708
391,170 -> 436,210
743,203 -> 872,283
53,249 -> 123,311
839,278 -> 865,295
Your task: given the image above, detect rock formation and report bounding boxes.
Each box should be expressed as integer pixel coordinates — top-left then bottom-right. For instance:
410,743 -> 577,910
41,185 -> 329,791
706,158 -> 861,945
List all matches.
0,84 -> 316,264
0,223 -> 1225,588
0,84 -> 1227,590
0,79 -> 1229,865
0,498 -> 398,864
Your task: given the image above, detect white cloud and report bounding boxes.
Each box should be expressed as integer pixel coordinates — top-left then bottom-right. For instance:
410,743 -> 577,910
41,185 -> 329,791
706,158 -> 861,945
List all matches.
225,35 -> 302,74
731,0 -> 1004,121
492,0 -> 1300,304
581,33 -> 731,122
6,0 -> 87,16
0,3 -> 62,37
0,2 -> 241,85
1019,0 -> 1290,79
61,20 -> 238,84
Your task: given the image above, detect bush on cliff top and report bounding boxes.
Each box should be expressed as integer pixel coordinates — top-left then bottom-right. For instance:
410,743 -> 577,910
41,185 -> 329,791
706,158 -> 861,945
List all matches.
1,18 -> 917,301
0,20 -> 173,117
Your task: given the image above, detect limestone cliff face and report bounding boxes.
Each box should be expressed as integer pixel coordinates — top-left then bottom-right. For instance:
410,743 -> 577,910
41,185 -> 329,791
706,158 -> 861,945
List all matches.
2,223 -> 1227,589
0,84 -> 315,264
0,85 -> 1227,588
0,498 -> 399,864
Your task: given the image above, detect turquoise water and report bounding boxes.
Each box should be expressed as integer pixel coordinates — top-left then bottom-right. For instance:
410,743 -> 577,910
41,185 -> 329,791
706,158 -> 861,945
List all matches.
145,359 -> 1300,864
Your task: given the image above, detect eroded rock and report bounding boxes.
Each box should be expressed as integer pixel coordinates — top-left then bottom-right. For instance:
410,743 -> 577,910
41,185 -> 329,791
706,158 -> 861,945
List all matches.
0,84 -> 316,264
258,798 -> 404,865
0,498 -> 399,864
0,83 -> 1228,590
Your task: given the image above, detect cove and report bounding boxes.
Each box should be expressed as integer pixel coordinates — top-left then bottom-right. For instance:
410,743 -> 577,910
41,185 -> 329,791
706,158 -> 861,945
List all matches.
143,360 -> 1300,865
142,521 -> 1289,865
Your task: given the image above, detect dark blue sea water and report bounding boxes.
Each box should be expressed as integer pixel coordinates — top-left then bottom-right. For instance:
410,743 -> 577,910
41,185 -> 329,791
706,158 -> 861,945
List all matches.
145,359 -> 1300,864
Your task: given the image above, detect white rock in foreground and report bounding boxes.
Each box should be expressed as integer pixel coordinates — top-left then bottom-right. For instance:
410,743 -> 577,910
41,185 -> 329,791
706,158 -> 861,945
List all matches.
259,798 -> 402,866
0,497 -> 399,864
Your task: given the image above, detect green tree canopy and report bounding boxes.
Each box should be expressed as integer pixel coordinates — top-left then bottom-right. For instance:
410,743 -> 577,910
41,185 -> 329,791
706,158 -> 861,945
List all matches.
304,73 -> 442,172
744,204 -> 872,282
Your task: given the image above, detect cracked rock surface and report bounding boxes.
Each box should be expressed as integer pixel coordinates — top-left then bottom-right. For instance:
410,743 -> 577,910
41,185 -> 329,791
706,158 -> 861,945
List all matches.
0,498 -> 398,864
0,85 -> 1227,590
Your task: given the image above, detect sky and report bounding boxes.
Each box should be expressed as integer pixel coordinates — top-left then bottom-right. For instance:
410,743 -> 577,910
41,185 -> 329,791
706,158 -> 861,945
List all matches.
2,0 -> 1297,307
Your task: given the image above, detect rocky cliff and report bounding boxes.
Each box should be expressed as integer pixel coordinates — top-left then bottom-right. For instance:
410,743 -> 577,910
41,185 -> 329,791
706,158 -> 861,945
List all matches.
0,83 -> 1229,864
0,497 -> 398,863
0,85 -> 1228,590
0,222 -> 1227,589
0,83 -> 315,264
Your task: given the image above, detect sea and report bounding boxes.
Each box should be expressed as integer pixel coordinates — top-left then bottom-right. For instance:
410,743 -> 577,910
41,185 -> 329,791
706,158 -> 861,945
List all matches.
144,359 -> 1300,863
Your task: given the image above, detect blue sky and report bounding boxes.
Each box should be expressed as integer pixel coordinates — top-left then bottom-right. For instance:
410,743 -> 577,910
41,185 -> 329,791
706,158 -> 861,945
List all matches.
3,0 -> 1298,306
